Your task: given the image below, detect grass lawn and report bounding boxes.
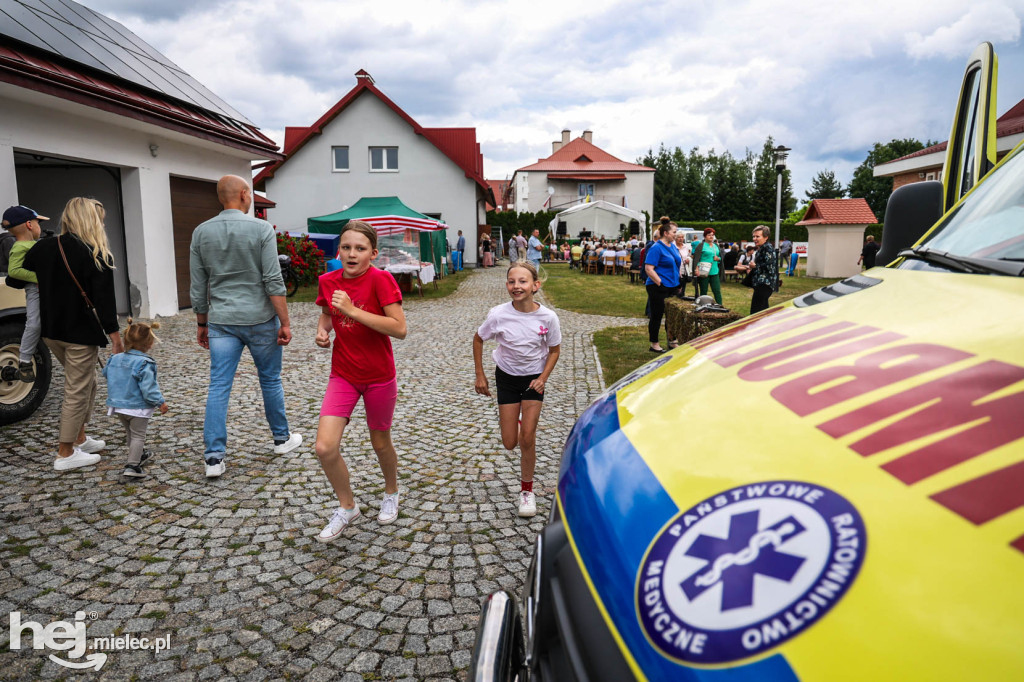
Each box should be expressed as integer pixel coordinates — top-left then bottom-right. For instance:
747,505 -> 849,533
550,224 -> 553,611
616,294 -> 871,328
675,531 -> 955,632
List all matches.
289,267 -> 472,304
535,262 -> 844,386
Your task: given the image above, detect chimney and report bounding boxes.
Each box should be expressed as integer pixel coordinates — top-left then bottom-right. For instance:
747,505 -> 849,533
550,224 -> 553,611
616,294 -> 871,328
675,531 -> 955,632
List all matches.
582,130 -> 592,143
552,140 -> 561,154
562,129 -> 571,145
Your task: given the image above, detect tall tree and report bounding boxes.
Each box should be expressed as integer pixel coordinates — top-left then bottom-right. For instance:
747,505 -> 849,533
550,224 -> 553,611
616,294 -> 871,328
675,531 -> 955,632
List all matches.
806,169 -> 846,200
751,138 -> 779,220
751,136 -> 796,220
640,145 -> 683,219
707,151 -> 751,221
678,147 -> 710,221
847,138 -> 928,219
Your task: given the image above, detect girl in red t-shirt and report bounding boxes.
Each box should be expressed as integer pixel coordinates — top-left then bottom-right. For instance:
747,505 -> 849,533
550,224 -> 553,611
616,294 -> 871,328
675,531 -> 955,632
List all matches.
313,221 -> 408,544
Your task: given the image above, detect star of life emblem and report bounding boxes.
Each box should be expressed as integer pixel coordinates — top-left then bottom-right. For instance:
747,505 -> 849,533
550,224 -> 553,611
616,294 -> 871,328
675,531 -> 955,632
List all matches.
636,481 -> 866,664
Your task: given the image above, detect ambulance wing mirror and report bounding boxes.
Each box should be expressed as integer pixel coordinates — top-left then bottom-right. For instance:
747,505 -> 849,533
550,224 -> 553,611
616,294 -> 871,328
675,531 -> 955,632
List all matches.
877,180 -> 943,265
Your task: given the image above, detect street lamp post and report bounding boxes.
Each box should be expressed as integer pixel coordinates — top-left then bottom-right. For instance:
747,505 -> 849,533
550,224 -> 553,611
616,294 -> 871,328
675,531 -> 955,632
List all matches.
773,145 -> 791,254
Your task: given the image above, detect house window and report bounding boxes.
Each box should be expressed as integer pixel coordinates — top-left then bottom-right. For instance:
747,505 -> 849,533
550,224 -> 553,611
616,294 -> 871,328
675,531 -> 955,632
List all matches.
926,172 -> 936,181
370,147 -> 398,172
332,146 -> 349,172
578,183 -> 595,198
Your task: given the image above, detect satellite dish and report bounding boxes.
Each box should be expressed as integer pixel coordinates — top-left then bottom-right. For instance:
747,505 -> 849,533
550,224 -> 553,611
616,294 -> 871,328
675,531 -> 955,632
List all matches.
547,186 -> 555,195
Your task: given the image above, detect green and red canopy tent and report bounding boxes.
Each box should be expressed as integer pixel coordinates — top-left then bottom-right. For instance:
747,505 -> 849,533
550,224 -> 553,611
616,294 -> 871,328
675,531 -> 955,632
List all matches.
307,196 -> 448,273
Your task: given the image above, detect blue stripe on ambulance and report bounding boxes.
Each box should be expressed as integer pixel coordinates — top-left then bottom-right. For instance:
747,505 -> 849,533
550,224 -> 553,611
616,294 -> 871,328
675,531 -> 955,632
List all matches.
558,391 -> 799,682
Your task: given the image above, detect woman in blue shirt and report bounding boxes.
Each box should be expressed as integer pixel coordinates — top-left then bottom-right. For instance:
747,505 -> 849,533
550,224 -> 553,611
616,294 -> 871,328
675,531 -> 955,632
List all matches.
644,218 -> 682,353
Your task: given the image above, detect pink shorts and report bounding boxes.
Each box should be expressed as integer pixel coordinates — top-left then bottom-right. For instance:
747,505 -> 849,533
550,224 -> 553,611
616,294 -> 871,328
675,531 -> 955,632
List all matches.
320,375 -> 398,431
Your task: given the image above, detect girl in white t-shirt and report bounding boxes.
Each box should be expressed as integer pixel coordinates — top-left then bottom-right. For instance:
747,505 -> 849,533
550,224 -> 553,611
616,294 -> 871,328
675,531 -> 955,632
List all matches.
473,262 -> 562,518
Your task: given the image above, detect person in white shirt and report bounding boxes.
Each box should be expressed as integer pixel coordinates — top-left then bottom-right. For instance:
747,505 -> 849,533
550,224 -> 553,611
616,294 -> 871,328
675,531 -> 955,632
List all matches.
473,262 -> 561,518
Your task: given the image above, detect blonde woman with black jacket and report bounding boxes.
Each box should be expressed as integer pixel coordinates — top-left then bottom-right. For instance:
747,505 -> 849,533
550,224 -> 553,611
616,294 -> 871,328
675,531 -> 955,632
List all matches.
24,197 -> 123,471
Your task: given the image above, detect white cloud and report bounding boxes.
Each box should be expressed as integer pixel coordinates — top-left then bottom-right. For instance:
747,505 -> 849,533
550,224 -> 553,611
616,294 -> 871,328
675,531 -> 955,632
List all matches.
84,0 -> 1024,199
906,2 -> 1022,59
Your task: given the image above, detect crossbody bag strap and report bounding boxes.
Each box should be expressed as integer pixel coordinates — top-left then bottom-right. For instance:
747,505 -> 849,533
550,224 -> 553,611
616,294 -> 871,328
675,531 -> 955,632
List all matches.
57,234 -> 96,310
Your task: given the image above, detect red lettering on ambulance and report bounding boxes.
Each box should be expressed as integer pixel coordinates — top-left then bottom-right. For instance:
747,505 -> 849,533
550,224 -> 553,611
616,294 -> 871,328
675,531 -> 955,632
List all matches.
1012,535 -> 1024,554
738,330 -> 903,382
715,322 -> 859,368
931,460 -> 1024,524
774,344 -> 972,418
819,361 -> 1024,484
698,314 -> 826,361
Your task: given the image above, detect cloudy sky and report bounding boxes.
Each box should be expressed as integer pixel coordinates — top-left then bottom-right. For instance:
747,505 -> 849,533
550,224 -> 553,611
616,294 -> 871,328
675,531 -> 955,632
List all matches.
86,0 -> 1024,200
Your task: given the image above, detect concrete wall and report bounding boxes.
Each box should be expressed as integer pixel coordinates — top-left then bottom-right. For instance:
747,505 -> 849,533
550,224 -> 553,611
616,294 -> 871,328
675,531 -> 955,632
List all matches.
1,82 -> 255,317
263,93 -> 481,264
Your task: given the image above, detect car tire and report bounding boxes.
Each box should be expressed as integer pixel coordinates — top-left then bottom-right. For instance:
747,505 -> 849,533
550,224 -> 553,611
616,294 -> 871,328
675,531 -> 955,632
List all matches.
0,321 -> 52,426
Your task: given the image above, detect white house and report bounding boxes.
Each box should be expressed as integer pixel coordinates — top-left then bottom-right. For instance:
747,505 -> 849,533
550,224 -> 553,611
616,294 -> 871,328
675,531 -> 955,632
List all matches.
254,71 -> 493,265
511,130 -> 654,224
0,0 -> 281,317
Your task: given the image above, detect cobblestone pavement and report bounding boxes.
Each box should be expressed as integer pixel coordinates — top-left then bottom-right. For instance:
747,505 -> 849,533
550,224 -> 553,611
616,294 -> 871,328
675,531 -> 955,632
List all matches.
0,264 -> 643,681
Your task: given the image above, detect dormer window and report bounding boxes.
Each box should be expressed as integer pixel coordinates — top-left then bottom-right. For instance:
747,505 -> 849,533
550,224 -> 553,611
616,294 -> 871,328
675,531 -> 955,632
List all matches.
575,154 -> 592,163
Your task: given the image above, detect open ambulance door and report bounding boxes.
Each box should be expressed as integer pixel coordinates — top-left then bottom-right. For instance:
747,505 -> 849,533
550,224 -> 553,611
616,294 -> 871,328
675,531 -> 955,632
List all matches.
942,42 -> 998,212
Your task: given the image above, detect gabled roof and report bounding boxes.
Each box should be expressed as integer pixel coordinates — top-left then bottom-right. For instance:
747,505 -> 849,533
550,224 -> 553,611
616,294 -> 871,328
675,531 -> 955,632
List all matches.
797,198 -> 877,226
254,70 -> 492,203
878,96 -> 1024,167
517,137 -> 653,173
485,179 -> 509,211
0,5 -> 279,159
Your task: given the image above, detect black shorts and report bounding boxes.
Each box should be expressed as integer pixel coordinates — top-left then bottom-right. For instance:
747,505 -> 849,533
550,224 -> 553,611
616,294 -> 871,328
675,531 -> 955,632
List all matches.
495,366 -> 544,404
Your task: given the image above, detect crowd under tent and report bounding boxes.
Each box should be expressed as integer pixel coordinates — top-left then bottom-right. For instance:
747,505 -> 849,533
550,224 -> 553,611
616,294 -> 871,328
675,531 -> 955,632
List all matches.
548,200 -> 648,241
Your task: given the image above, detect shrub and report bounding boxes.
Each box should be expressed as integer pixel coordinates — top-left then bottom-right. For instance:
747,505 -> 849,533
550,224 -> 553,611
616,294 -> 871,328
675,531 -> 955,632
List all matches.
276,232 -> 325,287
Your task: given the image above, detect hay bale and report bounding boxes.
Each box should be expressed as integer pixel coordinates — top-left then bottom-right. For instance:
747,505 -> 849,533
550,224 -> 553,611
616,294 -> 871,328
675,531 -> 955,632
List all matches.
665,298 -> 742,343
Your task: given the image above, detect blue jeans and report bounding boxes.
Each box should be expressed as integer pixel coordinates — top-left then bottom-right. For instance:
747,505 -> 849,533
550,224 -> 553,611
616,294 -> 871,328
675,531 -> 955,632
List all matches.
204,317 -> 289,462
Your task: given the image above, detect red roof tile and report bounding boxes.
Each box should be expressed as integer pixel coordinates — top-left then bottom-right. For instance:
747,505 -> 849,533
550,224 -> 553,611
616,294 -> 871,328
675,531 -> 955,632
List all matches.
518,137 -> 653,173
880,96 -> 1024,166
255,71 -> 492,204
0,40 -> 281,159
797,199 -> 877,226
547,173 -> 627,180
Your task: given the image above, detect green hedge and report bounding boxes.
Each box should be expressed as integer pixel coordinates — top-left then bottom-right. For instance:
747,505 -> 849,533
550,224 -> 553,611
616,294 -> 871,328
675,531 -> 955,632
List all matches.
676,221 -> 884,244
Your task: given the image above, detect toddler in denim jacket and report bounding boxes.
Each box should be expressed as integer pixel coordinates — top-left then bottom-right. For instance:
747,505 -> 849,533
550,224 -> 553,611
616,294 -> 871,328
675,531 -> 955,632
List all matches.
103,319 -> 168,477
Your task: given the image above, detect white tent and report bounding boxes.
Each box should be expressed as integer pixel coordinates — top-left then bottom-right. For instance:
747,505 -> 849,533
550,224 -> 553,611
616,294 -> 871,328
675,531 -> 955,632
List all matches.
548,200 -> 648,240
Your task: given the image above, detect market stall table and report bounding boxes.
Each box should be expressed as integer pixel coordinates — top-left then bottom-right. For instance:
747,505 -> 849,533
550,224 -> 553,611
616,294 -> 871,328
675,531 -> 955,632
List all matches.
386,262 -> 436,297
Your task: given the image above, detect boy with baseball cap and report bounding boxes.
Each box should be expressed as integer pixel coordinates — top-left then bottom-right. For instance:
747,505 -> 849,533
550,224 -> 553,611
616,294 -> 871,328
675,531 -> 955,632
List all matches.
2,205 -> 48,381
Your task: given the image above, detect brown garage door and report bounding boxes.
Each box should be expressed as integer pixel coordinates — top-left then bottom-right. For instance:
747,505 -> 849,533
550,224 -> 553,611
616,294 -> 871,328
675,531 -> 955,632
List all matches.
169,177 -> 221,308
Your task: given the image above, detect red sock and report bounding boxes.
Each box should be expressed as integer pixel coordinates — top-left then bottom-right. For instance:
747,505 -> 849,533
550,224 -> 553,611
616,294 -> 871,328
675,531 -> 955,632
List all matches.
521,480 -> 533,492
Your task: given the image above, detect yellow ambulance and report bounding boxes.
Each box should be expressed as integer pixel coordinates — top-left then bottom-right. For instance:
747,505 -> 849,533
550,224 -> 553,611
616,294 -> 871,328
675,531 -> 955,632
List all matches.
470,42 -> 1023,681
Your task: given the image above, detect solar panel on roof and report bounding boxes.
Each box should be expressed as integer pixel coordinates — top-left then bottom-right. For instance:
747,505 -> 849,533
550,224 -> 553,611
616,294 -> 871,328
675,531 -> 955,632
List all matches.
0,0 -> 252,124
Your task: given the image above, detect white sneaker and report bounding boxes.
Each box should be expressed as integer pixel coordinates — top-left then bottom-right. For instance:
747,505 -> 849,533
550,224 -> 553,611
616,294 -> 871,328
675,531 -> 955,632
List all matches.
317,505 -> 360,543
77,436 -> 106,454
378,491 -> 399,525
517,491 -> 537,518
205,460 -> 225,478
54,448 -> 101,472
273,433 -> 303,455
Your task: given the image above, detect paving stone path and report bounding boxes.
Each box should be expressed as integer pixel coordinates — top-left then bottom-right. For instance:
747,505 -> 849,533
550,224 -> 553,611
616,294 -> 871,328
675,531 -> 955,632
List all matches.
0,264 -> 643,681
